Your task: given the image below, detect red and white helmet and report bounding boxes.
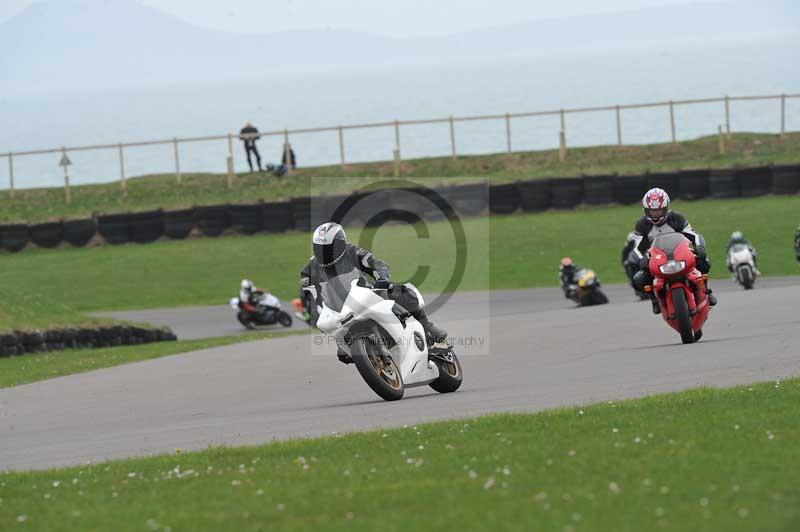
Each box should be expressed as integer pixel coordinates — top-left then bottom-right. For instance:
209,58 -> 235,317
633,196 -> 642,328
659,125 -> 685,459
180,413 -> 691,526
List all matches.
642,188 -> 670,226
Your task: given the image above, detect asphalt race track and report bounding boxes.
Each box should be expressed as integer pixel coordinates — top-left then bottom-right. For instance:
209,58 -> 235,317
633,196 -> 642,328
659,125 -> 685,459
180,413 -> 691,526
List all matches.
2,277 -> 799,471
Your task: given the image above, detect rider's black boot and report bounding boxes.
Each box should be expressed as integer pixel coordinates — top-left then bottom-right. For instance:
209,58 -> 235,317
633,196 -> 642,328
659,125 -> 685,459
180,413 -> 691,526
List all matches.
707,288 -> 718,307
650,294 -> 661,314
415,310 -> 448,345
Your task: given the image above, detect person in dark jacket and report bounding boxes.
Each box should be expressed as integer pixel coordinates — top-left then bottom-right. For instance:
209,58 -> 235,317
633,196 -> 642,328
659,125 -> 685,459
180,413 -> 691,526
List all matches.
239,122 -> 262,172
631,188 -> 717,314
281,143 -> 296,169
300,222 -> 447,364
795,225 -> 800,263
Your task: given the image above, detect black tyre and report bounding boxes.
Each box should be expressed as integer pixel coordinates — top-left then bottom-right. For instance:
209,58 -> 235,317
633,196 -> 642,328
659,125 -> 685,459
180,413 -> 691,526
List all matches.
672,288 -> 695,344
694,329 -> 703,342
738,265 -> 754,290
592,290 -> 609,305
429,349 -> 463,393
351,333 -> 404,401
237,312 -> 256,330
277,311 -> 293,327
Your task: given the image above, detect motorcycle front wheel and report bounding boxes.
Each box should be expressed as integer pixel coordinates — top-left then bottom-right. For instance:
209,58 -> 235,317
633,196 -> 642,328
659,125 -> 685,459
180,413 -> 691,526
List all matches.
671,288 -> 695,344
429,349 -> 463,393
277,311 -> 293,327
237,312 -> 256,330
352,333 -> 404,401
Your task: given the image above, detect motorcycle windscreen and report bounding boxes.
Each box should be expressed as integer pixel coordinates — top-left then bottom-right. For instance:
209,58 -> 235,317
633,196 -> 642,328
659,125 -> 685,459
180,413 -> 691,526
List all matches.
650,232 -> 688,259
319,266 -> 364,313
730,243 -> 749,254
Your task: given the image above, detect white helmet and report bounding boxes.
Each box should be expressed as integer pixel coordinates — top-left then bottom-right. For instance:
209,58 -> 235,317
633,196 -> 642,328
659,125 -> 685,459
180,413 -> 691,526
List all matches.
312,222 -> 347,267
642,188 -> 670,226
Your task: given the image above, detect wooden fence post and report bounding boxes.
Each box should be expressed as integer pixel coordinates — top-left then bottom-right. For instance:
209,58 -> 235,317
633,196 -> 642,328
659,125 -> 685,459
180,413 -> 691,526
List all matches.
338,126 -> 346,169
394,121 -> 401,158
559,130 -> 567,162
393,149 -> 401,177
724,95 -> 731,140
118,143 -> 127,195
61,147 -> 71,204
226,133 -> 234,189
615,106 -> 622,146
449,116 -> 457,160
173,138 -> 181,185
780,94 -> 786,139
505,113 -> 512,153
668,100 -> 676,144
7,153 -> 14,199
718,125 -> 726,155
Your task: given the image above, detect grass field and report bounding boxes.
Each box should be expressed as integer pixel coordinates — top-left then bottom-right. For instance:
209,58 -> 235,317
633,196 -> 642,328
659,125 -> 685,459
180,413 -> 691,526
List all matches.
0,329 -> 307,389
1,377 -> 797,531
1,132 -> 798,223
0,195 -> 797,331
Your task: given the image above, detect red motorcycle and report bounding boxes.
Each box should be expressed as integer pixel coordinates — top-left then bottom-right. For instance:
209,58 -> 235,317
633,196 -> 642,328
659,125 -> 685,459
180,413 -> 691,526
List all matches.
644,232 -> 711,344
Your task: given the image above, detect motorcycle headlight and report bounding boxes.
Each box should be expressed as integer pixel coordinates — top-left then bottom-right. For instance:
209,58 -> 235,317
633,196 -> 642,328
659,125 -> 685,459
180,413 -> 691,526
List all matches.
659,260 -> 686,275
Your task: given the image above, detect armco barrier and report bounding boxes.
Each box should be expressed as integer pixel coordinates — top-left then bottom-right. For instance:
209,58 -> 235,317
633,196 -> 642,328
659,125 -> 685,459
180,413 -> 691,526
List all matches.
583,174 -> 616,205
771,164 -> 800,195
0,325 -> 177,358
262,201 -> 294,233
708,168 -> 739,198
63,218 -> 97,247
646,171 -> 680,199
441,182 -> 489,216
736,165 -> 772,197
550,177 -> 584,209
0,224 -> 29,253
29,221 -> 64,248
613,175 -> 648,204
488,183 -> 521,214
517,179 -> 551,211
228,204 -> 264,235
129,210 -> 165,243
194,205 -> 230,237
676,169 -> 709,200
98,213 -> 132,245
164,209 -> 195,239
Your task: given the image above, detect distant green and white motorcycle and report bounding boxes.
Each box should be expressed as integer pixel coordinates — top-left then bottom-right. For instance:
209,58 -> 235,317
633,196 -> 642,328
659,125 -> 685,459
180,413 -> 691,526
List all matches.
315,276 -> 462,401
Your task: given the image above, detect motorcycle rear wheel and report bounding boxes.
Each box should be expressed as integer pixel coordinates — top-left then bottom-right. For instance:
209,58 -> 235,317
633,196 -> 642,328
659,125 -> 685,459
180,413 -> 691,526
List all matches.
738,266 -> 754,290
672,288 -> 695,344
352,333 -> 405,401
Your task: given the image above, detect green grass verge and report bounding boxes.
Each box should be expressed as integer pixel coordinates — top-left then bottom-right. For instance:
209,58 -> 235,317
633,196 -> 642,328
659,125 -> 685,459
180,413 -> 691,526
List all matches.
1,132 -> 798,223
0,330 -> 308,389
1,377 -> 797,531
0,195 -> 797,331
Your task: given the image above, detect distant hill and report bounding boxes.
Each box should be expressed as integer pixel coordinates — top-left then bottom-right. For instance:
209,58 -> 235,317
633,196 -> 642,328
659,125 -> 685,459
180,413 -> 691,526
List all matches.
1,0 -> 797,95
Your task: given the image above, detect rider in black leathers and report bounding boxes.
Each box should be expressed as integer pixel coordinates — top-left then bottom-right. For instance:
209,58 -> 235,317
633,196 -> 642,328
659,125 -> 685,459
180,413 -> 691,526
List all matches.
300,222 -> 447,364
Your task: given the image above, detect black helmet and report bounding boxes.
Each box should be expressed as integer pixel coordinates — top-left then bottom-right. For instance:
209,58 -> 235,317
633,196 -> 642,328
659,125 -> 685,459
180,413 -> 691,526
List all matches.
312,222 -> 347,267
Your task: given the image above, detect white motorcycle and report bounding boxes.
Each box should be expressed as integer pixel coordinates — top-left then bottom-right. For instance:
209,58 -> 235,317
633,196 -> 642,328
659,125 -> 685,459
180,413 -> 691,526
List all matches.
316,276 -> 462,401
728,243 -> 757,290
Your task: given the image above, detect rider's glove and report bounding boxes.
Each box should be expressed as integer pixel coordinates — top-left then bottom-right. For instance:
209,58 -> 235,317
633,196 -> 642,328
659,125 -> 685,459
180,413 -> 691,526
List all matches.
695,245 -> 707,259
374,278 -> 393,290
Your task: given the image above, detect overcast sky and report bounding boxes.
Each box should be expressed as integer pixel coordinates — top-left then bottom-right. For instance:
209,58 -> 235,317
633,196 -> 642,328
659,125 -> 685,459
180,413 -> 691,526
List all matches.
0,0 -> 705,36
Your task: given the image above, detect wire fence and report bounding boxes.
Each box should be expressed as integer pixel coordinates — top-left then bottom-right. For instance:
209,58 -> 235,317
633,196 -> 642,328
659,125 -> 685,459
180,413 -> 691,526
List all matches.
1,91 -> 797,201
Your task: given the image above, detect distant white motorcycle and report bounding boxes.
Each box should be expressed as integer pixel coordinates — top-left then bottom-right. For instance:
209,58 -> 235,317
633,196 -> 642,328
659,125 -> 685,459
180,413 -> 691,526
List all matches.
316,276 -> 462,401
728,243 -> 758,290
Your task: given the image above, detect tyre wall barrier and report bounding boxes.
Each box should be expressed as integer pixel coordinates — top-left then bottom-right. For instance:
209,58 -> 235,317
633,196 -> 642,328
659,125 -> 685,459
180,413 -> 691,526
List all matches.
646,171 -> 680,199
440,182 -> 489,216
29,221 -> 64,248
341,189 -> 394,227
228,204 -> 264,235
676,169 -> 710,200
98,213 -> 132,245
0,325 -> 177,358
550,177 -> 584,209
583,174 -> 616,205
0,224 -> 30,253
194,205 -> 230,237
128,210 -> 165,243
63,218 -> 97,247
736,165 -> 772,197
488,183 -> 521,214
262,201 -> 294,233
771,163 -> 800,195
613,175 -> 648,204
290,196 -> 312,232
164,208 -> 195,239
517,179 -> 552,211
708,168 -> 740,198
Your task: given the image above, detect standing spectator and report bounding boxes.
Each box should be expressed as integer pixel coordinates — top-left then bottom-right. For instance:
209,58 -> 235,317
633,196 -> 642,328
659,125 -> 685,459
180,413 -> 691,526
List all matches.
239,122 -> 262,172
281,142 -> 296,170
